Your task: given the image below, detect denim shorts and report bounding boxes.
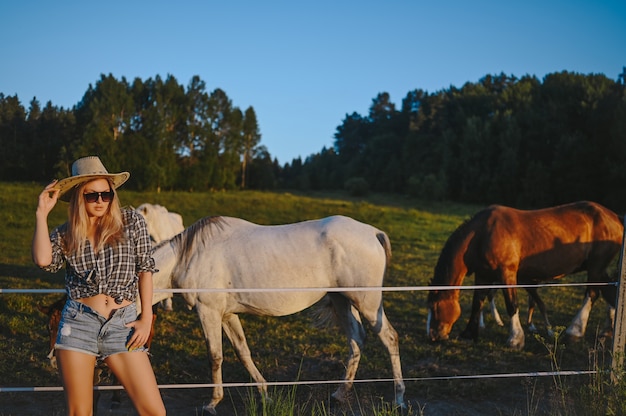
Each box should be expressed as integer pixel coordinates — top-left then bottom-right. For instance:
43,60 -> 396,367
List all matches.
55,298 -> 148,359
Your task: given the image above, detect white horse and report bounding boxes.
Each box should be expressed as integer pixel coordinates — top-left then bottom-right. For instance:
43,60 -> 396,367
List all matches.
151,215 -> 405,414
136,203 -> 185,311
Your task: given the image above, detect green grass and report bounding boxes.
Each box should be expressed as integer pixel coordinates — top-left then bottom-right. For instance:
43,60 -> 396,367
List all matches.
0,182 -> 620,415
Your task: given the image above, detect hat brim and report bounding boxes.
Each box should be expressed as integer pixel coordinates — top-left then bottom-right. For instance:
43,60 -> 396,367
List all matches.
56,172 -> 130,202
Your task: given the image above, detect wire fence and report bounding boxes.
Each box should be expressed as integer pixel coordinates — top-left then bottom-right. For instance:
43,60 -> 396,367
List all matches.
0,281 -> 617,394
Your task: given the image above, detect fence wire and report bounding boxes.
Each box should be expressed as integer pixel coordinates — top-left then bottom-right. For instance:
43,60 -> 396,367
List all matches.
0,282 -> 615,393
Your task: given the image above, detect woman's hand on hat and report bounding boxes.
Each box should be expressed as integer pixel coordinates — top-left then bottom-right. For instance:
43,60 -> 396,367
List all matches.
37,180 -> 60,216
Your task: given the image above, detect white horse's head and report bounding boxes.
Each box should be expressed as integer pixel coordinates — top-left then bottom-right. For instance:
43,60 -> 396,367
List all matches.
137,203 -> 184,243
138,203 -> 185,311
151,239 -> 179,306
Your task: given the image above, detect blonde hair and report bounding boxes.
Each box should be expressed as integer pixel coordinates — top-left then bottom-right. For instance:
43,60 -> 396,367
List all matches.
64,179 -> 126,255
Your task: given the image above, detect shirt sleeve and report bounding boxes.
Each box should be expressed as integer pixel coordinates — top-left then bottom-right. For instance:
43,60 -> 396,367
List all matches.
130,210 -> 158,273
39,226 -> 67,273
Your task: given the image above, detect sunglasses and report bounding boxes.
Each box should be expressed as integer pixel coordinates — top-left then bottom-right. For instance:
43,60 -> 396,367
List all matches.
83,190 -> 114,203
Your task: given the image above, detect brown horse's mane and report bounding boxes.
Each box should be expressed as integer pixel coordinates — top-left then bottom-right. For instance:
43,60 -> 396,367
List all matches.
429,207 -> 495,287
429,219 -> 472,286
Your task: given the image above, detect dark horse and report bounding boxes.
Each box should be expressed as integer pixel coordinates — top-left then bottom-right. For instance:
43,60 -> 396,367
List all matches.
427,201 -> 623,350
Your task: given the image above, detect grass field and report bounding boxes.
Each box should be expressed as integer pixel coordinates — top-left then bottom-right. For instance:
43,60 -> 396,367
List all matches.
0,182 -> 622,415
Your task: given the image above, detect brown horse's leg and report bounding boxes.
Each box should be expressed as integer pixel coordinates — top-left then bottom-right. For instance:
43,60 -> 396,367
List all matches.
479,289 -> 504,329
526,292 -> 536,332
567,270 -> 609,340
599,282 -> 618,337
525,288 -> 553,337
461,287 -> 489,340
567,294 -> 594,340
601,283 -> 617,308
489,290 -> 505,327
501,283 -> 525,350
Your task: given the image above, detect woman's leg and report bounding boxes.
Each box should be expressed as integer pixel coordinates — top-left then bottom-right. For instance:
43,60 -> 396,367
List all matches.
105,352 -> 166,416
56,349 -> 97,416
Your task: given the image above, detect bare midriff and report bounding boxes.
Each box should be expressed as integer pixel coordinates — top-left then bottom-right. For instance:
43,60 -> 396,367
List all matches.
78,293 -> 133,317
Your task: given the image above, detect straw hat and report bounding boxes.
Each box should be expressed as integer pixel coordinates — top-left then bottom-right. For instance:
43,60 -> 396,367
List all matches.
55,156 -> 130,202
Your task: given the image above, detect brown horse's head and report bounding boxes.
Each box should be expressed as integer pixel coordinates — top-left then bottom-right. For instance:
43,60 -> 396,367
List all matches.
427,291 -> 461,341
37,295 -> 67,369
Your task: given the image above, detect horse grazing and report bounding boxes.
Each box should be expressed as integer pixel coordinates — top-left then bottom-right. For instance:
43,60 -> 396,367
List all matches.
38,295 -> 158,414
427,201 -> 622,350
151,215 -> 405,414
136,202 -> 185,311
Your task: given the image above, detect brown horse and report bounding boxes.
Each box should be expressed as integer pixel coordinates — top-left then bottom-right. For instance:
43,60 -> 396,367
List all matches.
427,201 -> 622,350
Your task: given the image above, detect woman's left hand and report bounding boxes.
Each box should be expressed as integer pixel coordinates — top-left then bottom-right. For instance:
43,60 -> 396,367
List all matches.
125,316 -> 152,351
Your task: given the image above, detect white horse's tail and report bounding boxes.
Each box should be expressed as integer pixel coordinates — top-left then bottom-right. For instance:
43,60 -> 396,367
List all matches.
376,231 -> 392,266
310,295 -> 340,329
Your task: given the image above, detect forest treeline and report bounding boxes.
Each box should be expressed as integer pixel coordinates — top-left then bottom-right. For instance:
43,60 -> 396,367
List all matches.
1,71 -> 625,210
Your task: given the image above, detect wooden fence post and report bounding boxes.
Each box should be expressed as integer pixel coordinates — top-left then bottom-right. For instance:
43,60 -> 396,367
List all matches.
611,216 -> 626,383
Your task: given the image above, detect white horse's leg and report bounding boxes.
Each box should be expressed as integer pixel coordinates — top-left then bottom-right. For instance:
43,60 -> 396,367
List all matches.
195,304 -> 226,415
507,310 -> 525,350
222,314 -> 269,401
566,294 -> 594,339
374,310 -> 405,408
349,294 -> 406,408
328,294 -> 365,403
160,297 -> 173,311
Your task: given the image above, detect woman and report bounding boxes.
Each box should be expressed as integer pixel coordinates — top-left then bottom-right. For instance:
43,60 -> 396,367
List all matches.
32,156 -> 166,416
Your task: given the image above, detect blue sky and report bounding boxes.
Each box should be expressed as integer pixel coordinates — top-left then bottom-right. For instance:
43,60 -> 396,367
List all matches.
1,1 -> 624,165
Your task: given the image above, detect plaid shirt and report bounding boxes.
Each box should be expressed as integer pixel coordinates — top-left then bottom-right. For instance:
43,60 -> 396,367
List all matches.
41,208 -> 157,303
